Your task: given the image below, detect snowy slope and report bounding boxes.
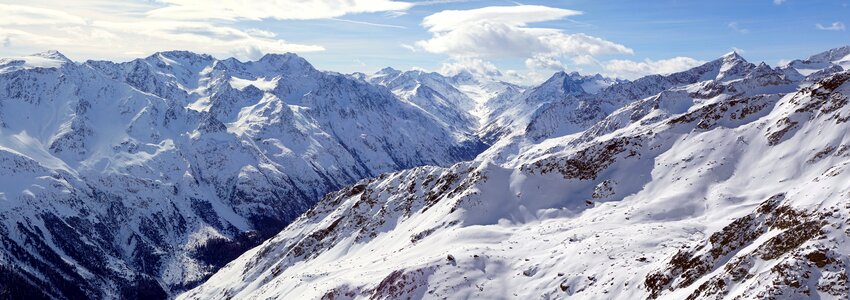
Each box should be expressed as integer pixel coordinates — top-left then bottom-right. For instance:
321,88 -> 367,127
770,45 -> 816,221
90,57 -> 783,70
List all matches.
183,47 -> 850,300
0,51 -> 485,299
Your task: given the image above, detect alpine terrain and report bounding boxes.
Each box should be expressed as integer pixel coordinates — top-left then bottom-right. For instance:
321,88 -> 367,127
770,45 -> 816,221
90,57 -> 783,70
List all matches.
0,50 -> 486,299
180,46 -> 850,299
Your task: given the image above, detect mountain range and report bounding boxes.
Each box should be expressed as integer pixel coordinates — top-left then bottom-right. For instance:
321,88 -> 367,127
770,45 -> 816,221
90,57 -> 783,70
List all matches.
1,45 -> 850,299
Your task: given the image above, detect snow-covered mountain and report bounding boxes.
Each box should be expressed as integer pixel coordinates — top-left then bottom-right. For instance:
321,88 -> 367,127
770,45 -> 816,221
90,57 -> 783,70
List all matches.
0,51 -> 485,299
480,52 -> 794,164
364,68 -> 523,131
479,71 -> 623,145
784,45 -> 850,82
183,46 -> 850,299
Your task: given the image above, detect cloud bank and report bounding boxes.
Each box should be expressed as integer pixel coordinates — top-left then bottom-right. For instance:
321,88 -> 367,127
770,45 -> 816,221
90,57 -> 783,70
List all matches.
416,5 -> 632,60
416,5 -> 704,83
603,57 -> 706,80
0,1 -> 412,61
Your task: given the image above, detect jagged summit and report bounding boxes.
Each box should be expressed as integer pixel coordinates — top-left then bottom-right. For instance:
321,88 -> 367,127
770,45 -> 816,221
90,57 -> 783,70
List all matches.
257,52 -> 314,70
722,50 -> 745,60
781,45 -> 849,81
149,50 -> 214,61
539,71 -> 587,96
529,70 -> 622,98
377,66 -> 401,75
807,45 -> 850,62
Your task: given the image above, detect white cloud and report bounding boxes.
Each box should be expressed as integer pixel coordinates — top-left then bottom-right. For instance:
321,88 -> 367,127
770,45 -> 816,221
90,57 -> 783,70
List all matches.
525,54 -> 564,71
147,0 -> 413,21
439,58 -> 501,77
244,28 -> 278,38
328,18 -> 407,29
420,5 -> 582,33
816,22 -> 846,31
417,6 -> 632,58
0,2 -> 342,61
571,54 -> 598,66
415,5 -> 655,86
400,44 -> 418,52
773,0 -> 786,5
416,5 -> 632,72
385,11 -> 407,18
0,4 -> 86,26
603,57 -> 706,80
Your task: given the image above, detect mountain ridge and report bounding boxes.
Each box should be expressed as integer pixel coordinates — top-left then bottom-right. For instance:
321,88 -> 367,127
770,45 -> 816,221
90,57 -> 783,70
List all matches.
1,45 -> 849,299
182,45 -> 850,299
0,49 -> 486,299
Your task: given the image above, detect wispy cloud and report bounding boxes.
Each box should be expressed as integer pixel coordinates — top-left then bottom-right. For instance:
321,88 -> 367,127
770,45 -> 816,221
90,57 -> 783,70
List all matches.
603,57 -> 706,80
384,11 -> 408,18
400,44 -> 418,52
728,22 -> 750,34
816,22 -> 846,31
409,0 -> 478,6
439,57 -> 501,77
0,1 -> 427,60
327,18 -> 406,29
146,0 -> 413,21
773,0 -> 786,5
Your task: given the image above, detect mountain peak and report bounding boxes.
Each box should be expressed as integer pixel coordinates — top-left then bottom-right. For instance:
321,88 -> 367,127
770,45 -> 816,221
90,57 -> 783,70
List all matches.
32,50 -> 72,63
807,45 -> 850,63
694,51 -> 754,81
153,50 -> 213,61
450,70 -> 478,83
378,67 -> 400,74
539,71 -> 587,96
259,52 -> 305,62
722,51 -> 744,60
258,52 -> 315,72
1,50 -> 72,72
718,51 -> 750,68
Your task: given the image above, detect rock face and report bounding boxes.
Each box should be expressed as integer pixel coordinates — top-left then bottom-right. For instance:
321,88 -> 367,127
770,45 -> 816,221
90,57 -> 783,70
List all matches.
184,47 -> 850,299
0,51 -> 485,299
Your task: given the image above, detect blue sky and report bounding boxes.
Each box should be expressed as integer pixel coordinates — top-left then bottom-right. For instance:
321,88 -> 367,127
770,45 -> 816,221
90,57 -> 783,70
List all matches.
1,0 -> 848,82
